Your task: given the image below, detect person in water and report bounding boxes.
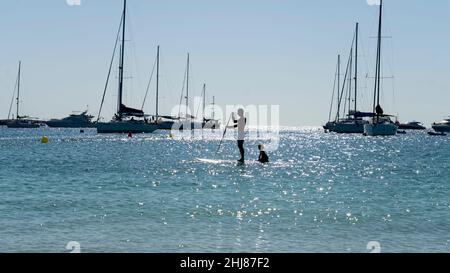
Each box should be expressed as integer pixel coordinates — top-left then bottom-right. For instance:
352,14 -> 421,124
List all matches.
228,109 -> 247,163
258,144 -> 269,163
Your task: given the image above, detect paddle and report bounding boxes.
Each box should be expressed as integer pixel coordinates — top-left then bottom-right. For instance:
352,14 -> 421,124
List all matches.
216,113 -> 234,154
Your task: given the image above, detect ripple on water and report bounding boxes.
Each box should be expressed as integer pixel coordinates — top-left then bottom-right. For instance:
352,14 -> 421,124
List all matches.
0,127 -> 449,252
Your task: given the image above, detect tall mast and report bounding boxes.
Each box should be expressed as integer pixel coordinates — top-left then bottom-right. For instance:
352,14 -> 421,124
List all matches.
377,0 -> 383,112
212,96 -> 215,120
16,61 -> 21,120
336,54 -> 341,121
373,0 -> 383,119
156,45 -> 160,120
202,83 -> 206,120
328,56 -> 339,123
355,22 -> 359,113
118,0 -> 126,116
348,47 -> 353,114
186,53 -> 190,118
355,23 -> 359,113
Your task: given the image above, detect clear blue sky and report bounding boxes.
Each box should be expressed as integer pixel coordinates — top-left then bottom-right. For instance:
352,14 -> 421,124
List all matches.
1,0 -> 449,126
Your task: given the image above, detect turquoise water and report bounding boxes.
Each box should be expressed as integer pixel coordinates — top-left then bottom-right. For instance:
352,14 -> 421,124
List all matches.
0,126 -> 449,253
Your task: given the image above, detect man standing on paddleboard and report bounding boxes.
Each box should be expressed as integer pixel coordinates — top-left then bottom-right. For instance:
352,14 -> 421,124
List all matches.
228,108 -> 247,163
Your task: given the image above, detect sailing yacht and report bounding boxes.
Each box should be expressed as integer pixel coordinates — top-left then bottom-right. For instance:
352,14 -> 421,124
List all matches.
147,46 -> 181,130
147,49 -> 218,131
324,55 -> 341,132
96,0 -> 158,134
200,84 -> 220,129
173,54 -> 206,130
7,61 -> 44,129
363,0 -> 398,136
326,23 -> 370,134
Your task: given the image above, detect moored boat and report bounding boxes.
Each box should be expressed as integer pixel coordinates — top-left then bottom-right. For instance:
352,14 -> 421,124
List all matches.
327,118 -> 369,134
324,25 -> 371,135
327,23 -> 371,134
396,121 -> 426,130
97,117 -> 157,134
7,119 -> 44,129
431,117 -> 450,133
6,61 -> 44,129
96,0 -> 157,134
363,0 -> 398,136
0,120 -> 10,126
46,111 -> 96,128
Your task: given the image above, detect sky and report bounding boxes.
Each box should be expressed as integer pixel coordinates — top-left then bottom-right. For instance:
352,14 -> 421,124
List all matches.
0,0 -> 449,126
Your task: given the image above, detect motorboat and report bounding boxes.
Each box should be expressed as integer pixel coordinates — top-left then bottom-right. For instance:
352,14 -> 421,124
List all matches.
432,117 -> 450,133
396,121 -> 426,130
46,111 -> 96,128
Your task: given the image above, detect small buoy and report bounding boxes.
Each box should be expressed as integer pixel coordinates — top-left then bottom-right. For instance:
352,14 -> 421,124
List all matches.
128,132 -> 133,138
80,129 -> 85,134
41,136 -> 49,144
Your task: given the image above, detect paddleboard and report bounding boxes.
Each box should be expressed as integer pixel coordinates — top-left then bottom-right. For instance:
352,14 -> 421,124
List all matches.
196,158 -> 260,165
196,158 -> 233,164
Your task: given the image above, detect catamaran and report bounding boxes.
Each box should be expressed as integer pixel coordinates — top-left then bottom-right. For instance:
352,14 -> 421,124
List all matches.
96,0 -> 158,134
363,0 -> 398,136
6,61 -> 45,129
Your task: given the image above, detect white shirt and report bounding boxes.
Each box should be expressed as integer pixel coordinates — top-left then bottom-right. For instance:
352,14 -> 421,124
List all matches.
236,117 -> 246,141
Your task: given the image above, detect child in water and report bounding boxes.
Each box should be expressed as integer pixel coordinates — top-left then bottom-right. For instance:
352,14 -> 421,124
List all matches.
258,145 -> 269,164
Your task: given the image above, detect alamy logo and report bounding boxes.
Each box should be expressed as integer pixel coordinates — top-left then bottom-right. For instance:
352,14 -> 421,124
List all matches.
67,0 -> 81,6
367,0 -> 381,6
168,101 -> 281,152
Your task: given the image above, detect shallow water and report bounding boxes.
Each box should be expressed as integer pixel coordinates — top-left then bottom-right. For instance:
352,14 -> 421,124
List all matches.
0,126 -> 449,253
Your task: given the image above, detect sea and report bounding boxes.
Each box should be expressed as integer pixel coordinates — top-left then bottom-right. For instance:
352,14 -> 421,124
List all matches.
0,126 -> 449,253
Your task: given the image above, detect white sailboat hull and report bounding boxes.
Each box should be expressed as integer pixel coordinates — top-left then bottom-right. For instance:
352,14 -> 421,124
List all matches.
364,123 -> 398,136
97,121 -> 158,134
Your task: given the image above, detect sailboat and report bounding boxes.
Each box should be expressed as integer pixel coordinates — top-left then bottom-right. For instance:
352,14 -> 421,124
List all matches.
363,0 -> 398,136
149,46 -> 180,130
324,55 -> 341,132
146,49 -> 218,131
173,54 -> 205,130
200,84 -> 220,129
96,0 -> 158,134
7,61 -> 44,129
325,23 -> 371,134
